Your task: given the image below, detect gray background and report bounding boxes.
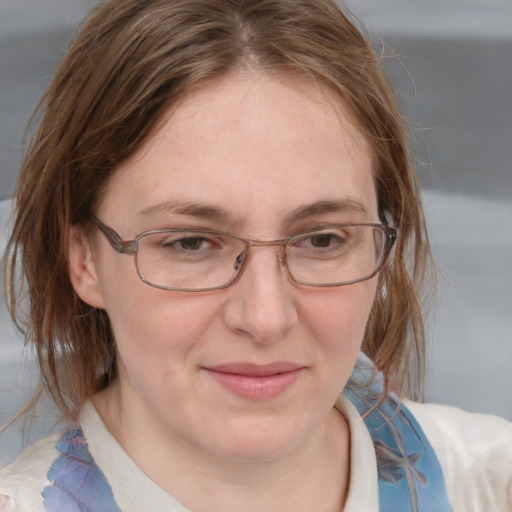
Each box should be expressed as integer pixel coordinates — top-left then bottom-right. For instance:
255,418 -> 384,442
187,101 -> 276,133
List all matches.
1,0 -> 511,465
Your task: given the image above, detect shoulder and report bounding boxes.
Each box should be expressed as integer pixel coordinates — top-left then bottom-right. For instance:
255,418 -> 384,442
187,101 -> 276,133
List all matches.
0,432 -> 60,512
405,400 -> 512,512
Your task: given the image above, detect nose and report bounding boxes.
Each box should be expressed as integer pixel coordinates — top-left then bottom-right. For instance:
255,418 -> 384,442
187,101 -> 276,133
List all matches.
222,247 -> 299,344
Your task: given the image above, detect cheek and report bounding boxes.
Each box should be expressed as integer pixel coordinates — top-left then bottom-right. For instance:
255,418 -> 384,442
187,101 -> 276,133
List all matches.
109,290 -> 218,358
303,279 -> 377,345
94,253 -> 219,367
301,279 -> 377,388
290,280 -> 377,425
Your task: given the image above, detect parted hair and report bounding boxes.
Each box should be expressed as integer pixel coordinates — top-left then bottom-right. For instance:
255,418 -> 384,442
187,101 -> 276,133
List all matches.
4,0 -> 432,422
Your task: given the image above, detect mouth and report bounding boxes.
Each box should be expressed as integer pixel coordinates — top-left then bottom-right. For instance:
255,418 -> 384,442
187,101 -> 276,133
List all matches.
202,362 -> 305,400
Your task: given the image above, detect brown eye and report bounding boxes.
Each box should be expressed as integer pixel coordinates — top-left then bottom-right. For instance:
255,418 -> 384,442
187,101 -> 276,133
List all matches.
177,237 -> 205,251
310,234 -> 334,248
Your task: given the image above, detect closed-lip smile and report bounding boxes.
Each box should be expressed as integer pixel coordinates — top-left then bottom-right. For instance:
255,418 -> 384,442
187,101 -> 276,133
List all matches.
203,362 -> 305,399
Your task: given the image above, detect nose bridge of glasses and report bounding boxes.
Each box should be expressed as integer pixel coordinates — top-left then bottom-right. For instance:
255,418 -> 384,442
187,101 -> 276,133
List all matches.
246,238 -> 288,261
234,238 -> 288,279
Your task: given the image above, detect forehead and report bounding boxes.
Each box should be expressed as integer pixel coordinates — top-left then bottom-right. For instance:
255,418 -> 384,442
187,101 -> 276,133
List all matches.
98,72 -> 377,232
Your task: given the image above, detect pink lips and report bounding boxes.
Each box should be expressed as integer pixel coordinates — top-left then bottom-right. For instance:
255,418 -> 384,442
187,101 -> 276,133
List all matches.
204,362 -> 304,400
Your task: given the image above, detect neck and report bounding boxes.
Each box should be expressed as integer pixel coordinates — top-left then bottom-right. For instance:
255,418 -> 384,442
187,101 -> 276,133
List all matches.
94,384 -> 350,512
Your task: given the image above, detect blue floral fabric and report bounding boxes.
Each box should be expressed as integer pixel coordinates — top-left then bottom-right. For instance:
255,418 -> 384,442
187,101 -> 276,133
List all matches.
43,360 -> 453,511
42,428 -> 121,512
343,357 -> 453,512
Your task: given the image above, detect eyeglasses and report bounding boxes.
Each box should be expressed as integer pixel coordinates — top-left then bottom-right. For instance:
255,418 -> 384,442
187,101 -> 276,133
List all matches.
90,216 -> 397,292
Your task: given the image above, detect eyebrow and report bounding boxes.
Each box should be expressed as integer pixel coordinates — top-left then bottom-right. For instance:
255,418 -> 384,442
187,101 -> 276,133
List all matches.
138,200 -> 234,223
137,198 -> 368,225
283,199 -> 368,224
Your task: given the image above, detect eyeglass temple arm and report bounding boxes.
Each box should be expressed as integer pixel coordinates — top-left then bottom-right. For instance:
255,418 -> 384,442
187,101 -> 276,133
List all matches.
90,216 -> 137,255
377,210 -> 398,248
385,226 -> 397,247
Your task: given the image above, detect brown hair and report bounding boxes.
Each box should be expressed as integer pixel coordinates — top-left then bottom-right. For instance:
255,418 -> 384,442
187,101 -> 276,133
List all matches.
4,0 -> 432,423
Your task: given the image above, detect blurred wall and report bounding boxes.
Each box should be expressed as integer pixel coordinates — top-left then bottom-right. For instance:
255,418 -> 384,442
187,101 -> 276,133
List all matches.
344,0 -> 512,419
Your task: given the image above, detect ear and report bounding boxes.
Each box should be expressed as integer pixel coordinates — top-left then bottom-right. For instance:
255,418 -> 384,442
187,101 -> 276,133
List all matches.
68,225 -> 106,309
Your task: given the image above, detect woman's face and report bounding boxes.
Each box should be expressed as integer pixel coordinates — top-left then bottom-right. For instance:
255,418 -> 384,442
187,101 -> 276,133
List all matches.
75,72 -> 379,463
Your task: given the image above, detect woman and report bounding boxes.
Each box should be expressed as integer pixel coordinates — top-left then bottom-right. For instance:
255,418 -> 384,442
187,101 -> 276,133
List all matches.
1,0 -> 511,511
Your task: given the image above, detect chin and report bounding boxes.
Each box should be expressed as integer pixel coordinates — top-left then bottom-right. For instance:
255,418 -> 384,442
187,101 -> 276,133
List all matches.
210,415 -> 310,463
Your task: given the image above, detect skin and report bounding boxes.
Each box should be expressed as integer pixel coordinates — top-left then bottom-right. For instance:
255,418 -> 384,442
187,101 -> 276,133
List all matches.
69,71 -> 379,512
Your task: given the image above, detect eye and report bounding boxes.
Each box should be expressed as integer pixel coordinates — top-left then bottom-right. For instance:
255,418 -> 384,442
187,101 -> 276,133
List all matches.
173,236 -> 210,251
294,231 -> 347,250
288,228 -> 352,259
157,233 -> 226,254
308,233 -> 343,248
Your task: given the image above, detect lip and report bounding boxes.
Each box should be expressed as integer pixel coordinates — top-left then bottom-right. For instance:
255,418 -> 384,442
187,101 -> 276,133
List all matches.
203,362 -> 305,400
